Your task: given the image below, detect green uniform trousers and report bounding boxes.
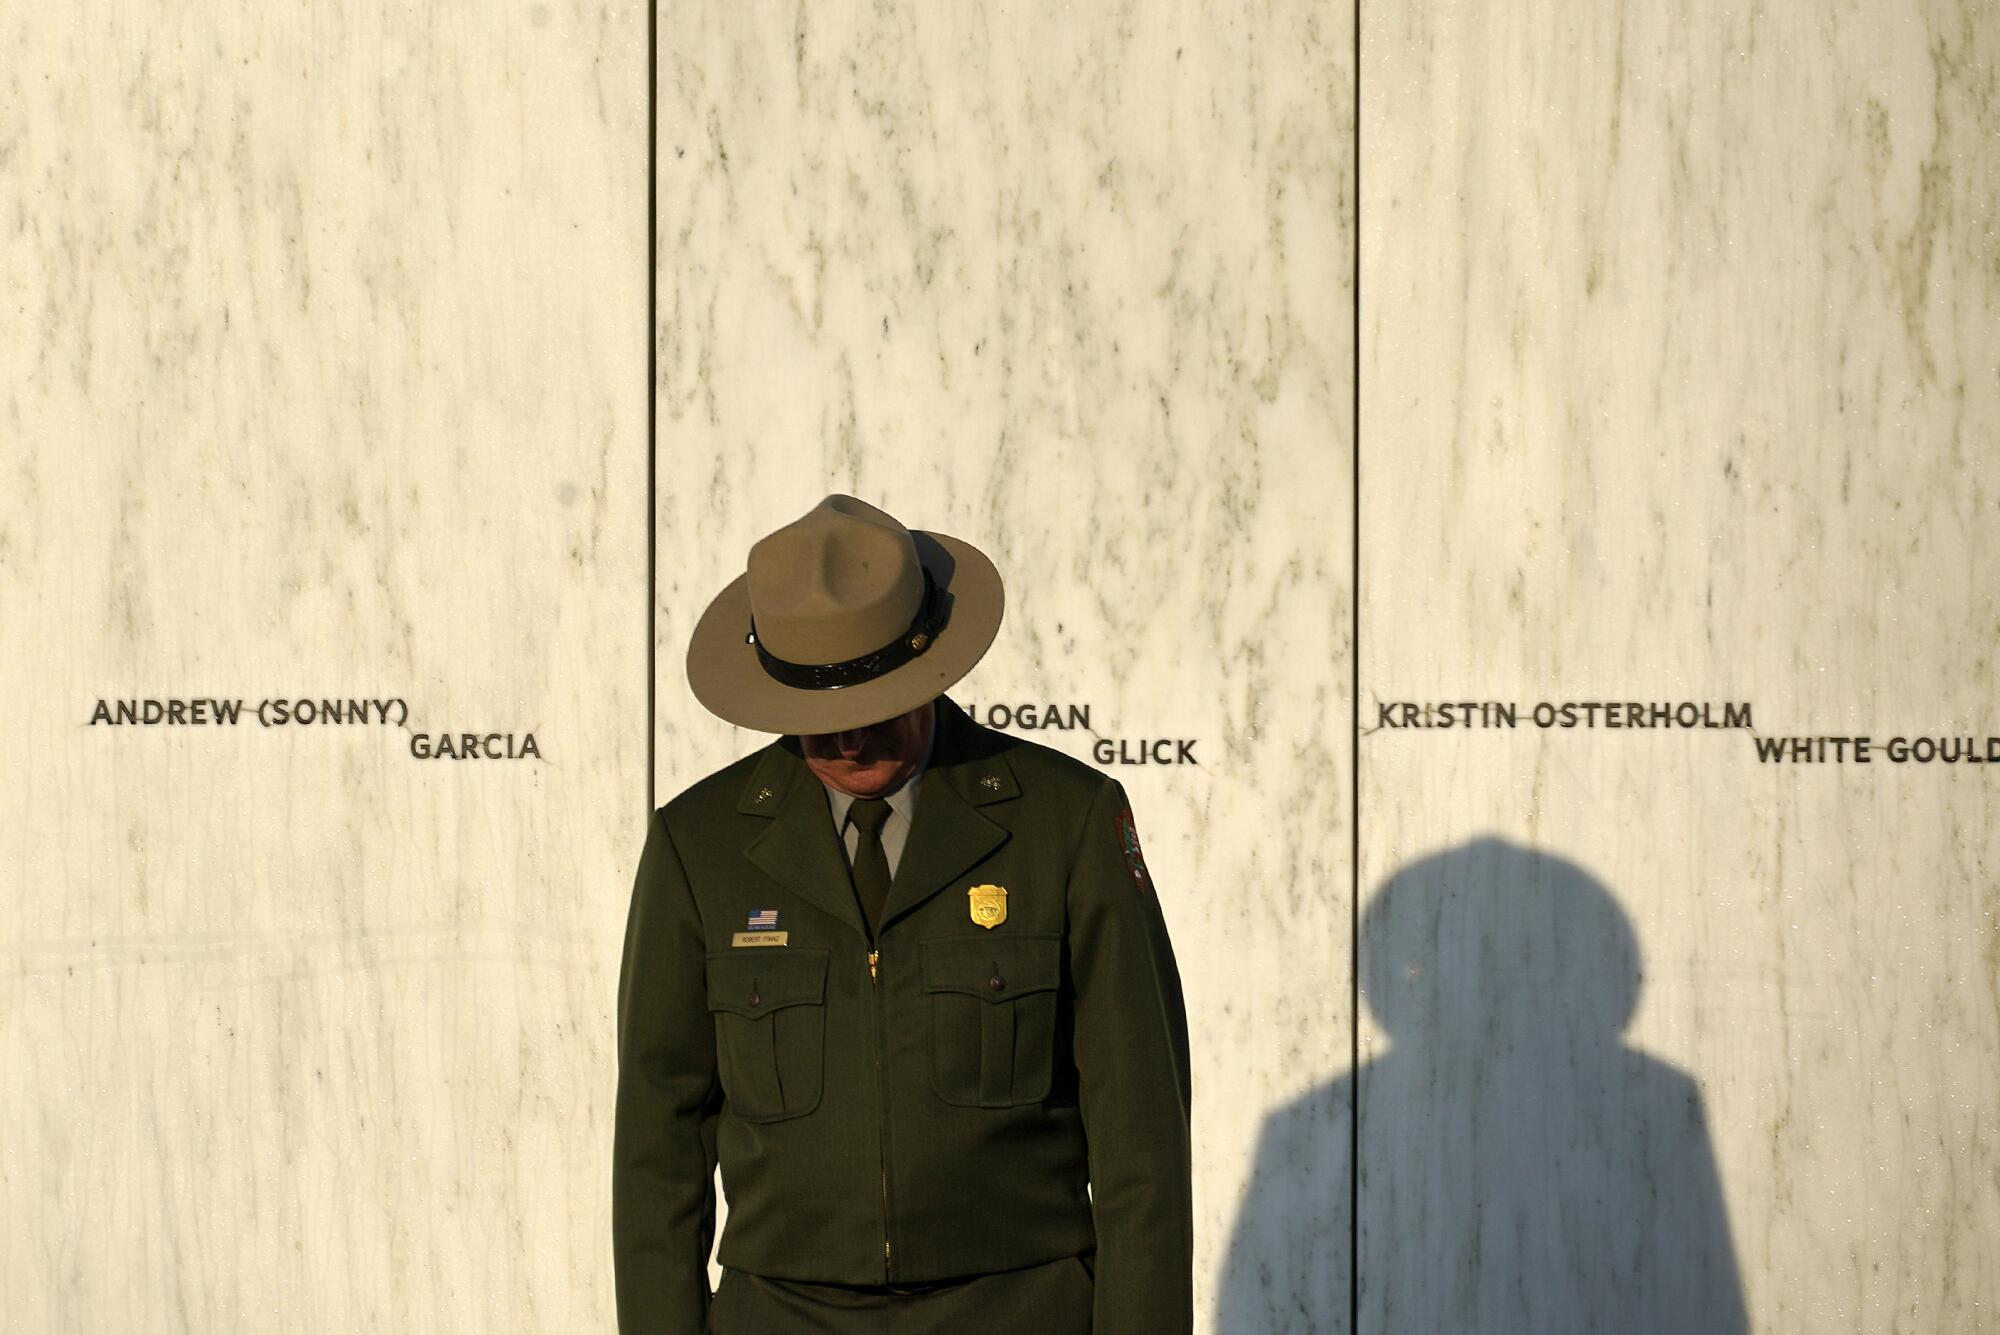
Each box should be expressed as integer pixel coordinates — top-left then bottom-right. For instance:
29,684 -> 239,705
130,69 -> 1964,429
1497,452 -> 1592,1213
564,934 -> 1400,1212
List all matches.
709,1255 -> 1094,1334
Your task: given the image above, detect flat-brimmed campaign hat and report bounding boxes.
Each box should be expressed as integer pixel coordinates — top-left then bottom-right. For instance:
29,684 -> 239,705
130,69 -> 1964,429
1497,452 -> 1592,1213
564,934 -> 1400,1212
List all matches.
686,495 -> 1005,734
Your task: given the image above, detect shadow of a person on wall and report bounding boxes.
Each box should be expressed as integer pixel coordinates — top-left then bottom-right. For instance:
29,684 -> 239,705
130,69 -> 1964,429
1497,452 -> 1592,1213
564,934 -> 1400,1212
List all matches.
1217,837 -> 1748,1334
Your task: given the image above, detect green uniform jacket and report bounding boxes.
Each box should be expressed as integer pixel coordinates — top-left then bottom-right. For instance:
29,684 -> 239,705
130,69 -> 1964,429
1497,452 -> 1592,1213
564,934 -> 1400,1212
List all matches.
613,695 -> 1193,1333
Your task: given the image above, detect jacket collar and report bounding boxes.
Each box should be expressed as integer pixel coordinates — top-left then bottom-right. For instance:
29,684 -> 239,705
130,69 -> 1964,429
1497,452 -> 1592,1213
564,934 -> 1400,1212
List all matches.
737,695 -> 1019,938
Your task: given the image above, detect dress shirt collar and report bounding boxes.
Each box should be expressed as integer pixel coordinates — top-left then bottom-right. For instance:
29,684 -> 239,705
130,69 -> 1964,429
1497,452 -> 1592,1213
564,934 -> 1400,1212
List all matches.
818,700 -> 937,830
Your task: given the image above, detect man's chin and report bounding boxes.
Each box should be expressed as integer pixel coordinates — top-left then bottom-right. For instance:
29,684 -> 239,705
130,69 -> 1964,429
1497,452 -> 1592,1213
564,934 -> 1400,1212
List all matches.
811,764 -> 900,797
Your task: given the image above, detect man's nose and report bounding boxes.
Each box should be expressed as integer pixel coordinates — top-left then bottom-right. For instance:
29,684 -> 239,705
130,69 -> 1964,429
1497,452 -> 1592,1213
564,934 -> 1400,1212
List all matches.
836,728 -> 870,755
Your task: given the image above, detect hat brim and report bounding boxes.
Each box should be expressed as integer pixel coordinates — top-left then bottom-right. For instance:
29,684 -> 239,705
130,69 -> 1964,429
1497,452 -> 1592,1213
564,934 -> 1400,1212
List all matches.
685,530 -> 1004,734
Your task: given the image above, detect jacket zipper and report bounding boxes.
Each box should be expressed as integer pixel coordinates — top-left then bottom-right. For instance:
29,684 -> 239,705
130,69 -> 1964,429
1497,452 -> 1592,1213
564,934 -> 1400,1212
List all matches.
868,947 -> 894,1278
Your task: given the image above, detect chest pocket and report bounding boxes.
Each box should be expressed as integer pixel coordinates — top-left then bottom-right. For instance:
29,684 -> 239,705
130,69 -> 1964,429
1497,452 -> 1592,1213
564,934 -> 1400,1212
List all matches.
706,948 -> 829,1123
921,934 -> 1063,1108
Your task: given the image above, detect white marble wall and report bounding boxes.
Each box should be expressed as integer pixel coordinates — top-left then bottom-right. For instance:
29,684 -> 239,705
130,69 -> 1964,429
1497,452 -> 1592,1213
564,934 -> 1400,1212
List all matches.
652,5 -> 1353,1329
15,0 -> 1991,1332
1,4 -> 646,1332
1361,2 -> 2000,1332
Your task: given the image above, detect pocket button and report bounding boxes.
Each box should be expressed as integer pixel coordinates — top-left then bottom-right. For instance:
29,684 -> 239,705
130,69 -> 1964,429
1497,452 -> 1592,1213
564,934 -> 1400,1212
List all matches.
921,934 -> 1061,1108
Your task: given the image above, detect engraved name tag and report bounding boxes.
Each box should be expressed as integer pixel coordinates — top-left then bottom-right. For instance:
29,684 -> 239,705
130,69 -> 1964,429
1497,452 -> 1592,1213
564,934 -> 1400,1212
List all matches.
731,931 -> 789,948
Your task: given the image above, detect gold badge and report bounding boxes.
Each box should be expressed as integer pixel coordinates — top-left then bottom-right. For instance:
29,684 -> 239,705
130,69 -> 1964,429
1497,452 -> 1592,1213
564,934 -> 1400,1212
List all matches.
731,931 -> 789,947
967,884 -> 1007,929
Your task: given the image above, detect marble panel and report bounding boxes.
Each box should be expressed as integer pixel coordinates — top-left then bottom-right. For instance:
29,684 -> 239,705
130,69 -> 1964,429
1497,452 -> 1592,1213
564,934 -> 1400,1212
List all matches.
0,4 -> 647,1331
652,5 -> 1354,1329
1359,3 -> 2000,1332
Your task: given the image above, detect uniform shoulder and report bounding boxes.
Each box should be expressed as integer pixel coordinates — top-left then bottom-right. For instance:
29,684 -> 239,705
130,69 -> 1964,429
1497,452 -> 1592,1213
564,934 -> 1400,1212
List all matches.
935,696 -> 1111,797
989,728 -> 1112,794
655,740 -> 774,824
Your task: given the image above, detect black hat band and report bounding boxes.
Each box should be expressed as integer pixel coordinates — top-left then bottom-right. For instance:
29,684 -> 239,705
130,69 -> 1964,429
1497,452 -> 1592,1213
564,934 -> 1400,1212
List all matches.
746,568 -> 946,691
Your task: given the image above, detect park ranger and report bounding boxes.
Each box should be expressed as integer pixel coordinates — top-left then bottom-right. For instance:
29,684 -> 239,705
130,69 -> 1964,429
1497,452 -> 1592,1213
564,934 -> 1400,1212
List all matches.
613,495 -> 1193,1334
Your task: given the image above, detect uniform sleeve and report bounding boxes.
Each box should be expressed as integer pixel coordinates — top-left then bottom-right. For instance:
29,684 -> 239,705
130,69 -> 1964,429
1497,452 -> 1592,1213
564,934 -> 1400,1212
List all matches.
612,807 -> 721,1334
1067,776 -> 1194,1333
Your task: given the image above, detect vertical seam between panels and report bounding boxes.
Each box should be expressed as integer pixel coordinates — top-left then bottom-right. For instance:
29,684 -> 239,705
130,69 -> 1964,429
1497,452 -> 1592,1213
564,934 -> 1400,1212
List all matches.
646,0 -> 659,815
1350,0 -> 1364,1328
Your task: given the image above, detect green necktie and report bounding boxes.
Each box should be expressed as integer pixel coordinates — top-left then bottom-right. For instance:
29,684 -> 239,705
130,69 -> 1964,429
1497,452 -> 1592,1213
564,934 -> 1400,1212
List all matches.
847,797 -> 893,936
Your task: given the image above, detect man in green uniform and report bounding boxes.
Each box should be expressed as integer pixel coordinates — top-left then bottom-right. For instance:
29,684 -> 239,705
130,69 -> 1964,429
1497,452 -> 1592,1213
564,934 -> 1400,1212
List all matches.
613,495 -> 1193,1334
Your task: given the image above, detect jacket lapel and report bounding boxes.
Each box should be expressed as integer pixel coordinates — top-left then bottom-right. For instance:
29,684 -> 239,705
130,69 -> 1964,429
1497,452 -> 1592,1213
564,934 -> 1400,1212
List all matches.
741,742 -> 870,937
878,697 -> 1016,932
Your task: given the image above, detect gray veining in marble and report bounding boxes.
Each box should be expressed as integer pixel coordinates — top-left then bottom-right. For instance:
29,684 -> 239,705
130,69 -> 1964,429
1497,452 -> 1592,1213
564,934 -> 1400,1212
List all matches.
653,6 -> 1354,1326
1359,2 -> 2000,1331
1,4 -> 647,1331
13,0 -> 1992,1331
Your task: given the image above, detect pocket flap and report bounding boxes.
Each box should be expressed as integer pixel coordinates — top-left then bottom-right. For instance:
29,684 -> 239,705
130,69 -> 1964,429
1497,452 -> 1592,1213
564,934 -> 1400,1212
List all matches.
706,947 -> 829,1017
921,934 -> 1062,1003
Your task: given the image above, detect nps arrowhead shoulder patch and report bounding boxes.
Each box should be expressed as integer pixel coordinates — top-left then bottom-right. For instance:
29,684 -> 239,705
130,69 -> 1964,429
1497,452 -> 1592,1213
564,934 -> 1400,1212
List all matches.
1114,805 -> 1151,896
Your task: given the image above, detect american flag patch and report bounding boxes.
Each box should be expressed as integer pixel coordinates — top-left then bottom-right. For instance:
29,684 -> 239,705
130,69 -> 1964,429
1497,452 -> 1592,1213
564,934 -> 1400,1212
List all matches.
746,908 -> 779,930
